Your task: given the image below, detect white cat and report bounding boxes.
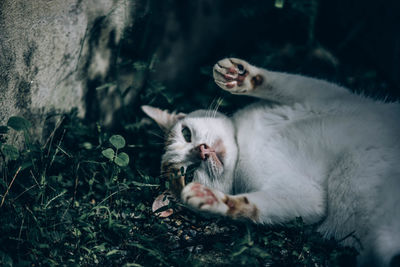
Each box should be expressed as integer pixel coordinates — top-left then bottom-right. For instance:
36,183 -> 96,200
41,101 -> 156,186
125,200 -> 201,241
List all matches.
142,58 -> 400,266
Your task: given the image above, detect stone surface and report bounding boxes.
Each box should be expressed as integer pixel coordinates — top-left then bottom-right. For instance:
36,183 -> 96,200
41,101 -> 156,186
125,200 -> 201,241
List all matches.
0,0 -> 134,139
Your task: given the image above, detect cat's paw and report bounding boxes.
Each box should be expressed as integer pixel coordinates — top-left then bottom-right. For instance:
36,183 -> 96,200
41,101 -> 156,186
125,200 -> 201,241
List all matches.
181,182 -> 260,222
181,182 -> 229,215
213,58 -> 264,94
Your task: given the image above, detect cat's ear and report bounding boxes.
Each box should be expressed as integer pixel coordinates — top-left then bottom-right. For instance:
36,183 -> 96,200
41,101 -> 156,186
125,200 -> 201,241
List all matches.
141,105 -> 186,131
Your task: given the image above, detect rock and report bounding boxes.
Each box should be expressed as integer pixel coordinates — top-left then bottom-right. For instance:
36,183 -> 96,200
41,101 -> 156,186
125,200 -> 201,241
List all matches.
0,0 -> 135,141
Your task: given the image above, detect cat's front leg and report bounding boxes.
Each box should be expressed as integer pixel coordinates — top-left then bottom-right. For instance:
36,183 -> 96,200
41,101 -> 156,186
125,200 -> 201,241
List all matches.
181,182 -> 260,222
213,57 -> 353,105
213,58 -> 265,95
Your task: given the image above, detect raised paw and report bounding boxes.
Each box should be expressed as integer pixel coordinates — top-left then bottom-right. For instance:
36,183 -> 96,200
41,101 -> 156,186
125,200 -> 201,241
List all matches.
181,182 -> 229,215
213,58 -> 264,94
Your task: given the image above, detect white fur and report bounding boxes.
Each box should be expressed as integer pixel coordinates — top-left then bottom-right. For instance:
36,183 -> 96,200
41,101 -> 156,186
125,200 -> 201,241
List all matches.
181,183 -> 229,215
143,58 -> 400,266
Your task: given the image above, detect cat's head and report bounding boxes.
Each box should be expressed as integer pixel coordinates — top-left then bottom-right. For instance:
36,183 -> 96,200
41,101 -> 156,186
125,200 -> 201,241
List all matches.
142,105 -> 238,195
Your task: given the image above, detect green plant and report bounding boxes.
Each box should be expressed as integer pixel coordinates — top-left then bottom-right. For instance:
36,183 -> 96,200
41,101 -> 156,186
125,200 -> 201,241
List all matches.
102,135 -> 130,167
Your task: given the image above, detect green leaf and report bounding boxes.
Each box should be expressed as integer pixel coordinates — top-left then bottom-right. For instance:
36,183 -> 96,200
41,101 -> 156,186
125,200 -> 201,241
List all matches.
136,202 -> 146,211
165,181 -> 170,189
1,144 -> 19,160
0,250 -> 13,267
232,246 -> 248,257
114,152 -> 129,167
21,160 -> 33,171
109,135 -> 126,149
132,61 -> 148,71
0,126 -> 8,134
131,181 -> 159,187
93,243 -> 106,252
7,116 -> 31,131
96,82 -> 116,91
274,0 -> 285,8
102,148 -> 115,160
106,249 -> 120,257
123,263 -> 143,267
82,142 -> 93,150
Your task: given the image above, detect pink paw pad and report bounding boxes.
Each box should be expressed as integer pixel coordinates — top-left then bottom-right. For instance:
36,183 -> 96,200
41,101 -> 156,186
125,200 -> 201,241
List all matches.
189,183 -> 218,205
227,67 -> 237,74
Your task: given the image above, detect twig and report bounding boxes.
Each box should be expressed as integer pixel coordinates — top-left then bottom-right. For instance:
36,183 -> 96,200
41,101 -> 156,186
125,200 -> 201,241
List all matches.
73,162 -> 81,203
17,214 -> 25,250
44,190 -> 67,209
43,115 -> 65,153
93,187 -> 130,209
12,184 -> 38,202
0,166 -> 22,207
30,170 -> 40,187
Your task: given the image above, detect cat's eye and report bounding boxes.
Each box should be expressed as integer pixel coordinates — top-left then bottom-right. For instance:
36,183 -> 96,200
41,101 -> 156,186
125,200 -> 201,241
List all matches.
181,126 -> 191,143
237,64 -> 245,75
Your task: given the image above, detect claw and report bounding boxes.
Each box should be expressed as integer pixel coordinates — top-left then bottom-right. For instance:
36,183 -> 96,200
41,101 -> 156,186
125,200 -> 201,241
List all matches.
214,64 -> 226,74
226,81 -> 237,88
217,58 -> 234,68
215,80 -> 227,88
223,73 -> 236,80
214,58 -> 256,93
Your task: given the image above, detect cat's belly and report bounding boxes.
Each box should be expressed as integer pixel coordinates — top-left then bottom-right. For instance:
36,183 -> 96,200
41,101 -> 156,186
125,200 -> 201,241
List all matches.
232,101 -> 331,193
232,99 -> 400,194
232,102 -> 296,191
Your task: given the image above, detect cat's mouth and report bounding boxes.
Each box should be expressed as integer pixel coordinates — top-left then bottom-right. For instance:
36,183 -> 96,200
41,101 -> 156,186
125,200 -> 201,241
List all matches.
197,140 -> 226,178
202,151 -> 224,178
205,152 -> 223,166
199,147 -> 223,165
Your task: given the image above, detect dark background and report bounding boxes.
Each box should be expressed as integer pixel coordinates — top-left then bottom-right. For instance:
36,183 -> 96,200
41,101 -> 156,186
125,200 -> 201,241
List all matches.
113,0 -> 400,121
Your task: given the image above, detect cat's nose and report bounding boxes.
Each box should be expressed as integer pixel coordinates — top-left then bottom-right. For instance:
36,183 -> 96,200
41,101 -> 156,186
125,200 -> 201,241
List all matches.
197,144 -> 215,160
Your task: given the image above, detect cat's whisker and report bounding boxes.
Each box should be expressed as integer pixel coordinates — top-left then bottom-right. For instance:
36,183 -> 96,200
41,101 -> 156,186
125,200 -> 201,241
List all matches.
212,97 -> 223,118
210,99 -> 217,118
207,97 -> 218,118
148,130 -> 164,140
